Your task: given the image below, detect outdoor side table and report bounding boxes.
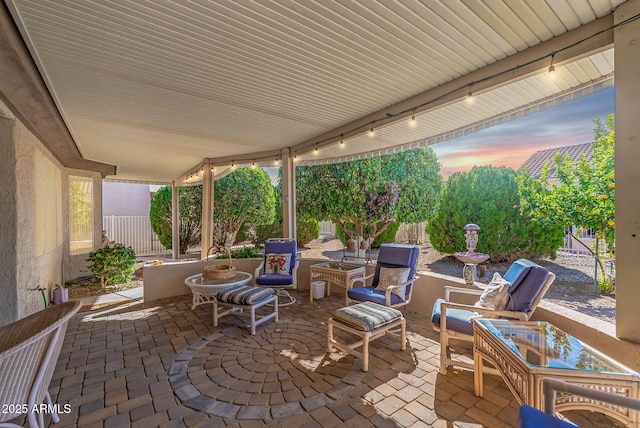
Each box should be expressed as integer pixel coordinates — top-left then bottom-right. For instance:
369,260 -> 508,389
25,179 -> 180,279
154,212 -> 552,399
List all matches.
310,261 -> 365,304
473,318 -> 640,426
184,272 -> 252,310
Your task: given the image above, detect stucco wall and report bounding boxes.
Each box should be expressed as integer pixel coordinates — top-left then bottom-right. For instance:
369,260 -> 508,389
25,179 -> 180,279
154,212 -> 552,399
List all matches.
0,101 -> 64,323
0,100 -> 102,325
0,111 -> 19,325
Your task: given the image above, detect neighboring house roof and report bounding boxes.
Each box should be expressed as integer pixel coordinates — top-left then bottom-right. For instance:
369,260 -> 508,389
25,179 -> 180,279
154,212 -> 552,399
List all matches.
520,143 -> 593,180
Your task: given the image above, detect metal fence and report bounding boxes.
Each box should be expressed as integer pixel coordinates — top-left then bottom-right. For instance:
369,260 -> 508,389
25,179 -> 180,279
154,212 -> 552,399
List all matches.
103,215 -> 170,256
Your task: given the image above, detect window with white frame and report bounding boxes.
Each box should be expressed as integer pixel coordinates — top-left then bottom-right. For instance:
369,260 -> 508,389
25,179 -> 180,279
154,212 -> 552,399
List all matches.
35,149 -> 62,254
69,176 -> 94,255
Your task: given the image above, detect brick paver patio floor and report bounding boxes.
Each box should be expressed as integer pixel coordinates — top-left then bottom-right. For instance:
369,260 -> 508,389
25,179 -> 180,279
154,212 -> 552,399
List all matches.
12,291 -> 616,427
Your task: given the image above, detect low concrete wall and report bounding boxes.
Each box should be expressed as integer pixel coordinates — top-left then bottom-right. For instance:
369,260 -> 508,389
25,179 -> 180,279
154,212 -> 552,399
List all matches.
143,259 -> 640,370
143,258 -> 263,302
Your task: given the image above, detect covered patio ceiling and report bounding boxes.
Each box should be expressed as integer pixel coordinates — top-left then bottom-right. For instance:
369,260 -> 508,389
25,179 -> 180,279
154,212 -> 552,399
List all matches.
3,0 -> 623,183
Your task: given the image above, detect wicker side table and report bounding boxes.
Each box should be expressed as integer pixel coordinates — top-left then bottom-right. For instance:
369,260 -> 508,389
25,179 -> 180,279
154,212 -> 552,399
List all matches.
473,319 -> 640,426
310,262 -> 365,304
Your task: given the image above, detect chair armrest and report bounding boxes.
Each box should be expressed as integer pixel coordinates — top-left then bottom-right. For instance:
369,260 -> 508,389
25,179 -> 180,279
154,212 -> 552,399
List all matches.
382,276 -> 417,305
440,301 -> 528,321
292,259 -> 299,286
349,272 -> 375,289
254,261 -> 265,278
444,285 -> 483,300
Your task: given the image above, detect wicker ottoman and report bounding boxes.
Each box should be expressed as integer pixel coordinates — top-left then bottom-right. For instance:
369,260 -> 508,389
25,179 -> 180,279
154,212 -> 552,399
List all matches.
327,301 -> 406,371
214,286 -> 278,335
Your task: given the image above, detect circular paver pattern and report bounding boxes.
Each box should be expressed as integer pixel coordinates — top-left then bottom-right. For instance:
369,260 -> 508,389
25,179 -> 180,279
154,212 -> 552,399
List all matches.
169,319 -> 365,420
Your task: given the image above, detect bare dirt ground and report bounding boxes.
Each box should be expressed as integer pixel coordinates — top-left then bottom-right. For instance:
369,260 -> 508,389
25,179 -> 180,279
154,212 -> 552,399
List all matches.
67,268 -> 143,299
299,238 -> 616,324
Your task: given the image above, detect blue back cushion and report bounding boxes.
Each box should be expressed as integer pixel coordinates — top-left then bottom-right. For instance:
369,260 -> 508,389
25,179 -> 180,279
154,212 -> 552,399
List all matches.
372,244 -> 419,288
262,240 -> 296,275
503,259 -> 550,312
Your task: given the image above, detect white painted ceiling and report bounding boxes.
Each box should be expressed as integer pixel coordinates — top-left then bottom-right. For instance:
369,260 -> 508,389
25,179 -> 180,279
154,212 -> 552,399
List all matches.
5,0 -> 623,183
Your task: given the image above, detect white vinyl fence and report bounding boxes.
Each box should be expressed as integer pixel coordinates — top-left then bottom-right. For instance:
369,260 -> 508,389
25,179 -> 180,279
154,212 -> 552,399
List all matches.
103,215 -> 170,256
319,220 -> 336,238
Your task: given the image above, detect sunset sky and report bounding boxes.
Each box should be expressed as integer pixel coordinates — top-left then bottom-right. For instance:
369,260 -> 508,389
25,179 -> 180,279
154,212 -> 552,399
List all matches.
430,86 -> 615,178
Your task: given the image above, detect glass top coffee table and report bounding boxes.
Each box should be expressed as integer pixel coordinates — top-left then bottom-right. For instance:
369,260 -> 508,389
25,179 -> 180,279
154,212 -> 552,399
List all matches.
184,272 -> 252,310
473,319 -> 640,425
309,262 -> 365,304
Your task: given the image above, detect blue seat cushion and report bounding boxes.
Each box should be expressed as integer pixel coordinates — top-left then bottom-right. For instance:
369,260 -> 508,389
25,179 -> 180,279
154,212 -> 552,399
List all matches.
332,301 -> 402,331
517,405 -> 577,428
347,286 -> 407,306
431,298 -> 475,336
256,274 -> 293,286
216,285 -> 275,305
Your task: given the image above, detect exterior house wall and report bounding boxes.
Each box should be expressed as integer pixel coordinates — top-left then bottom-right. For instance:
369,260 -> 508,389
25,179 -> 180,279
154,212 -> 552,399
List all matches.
0,100 -> 102,325
0,101 -> 63,324
0,109 -> 19,324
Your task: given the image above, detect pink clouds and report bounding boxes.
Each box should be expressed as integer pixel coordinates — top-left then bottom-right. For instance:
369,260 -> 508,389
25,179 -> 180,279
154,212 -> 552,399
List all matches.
431,88 -> 614,179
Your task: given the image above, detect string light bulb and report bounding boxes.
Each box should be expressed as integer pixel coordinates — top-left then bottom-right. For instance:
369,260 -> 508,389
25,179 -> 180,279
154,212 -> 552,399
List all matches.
466,87 -> 474,104
409,111 -> 417,128
368,127 -> 375,138
340,134 -> 344,147
548,53 -> 556,79
314,145 -> 319,155
251,160 -> 256,168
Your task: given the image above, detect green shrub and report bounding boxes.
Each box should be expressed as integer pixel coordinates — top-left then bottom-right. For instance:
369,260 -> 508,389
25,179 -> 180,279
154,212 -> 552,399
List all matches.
234,246 -> 262,258
217,246 -> 262,259
87,244 -> 137,287
371,222 -> 401,248
296,219 -> 320,247
426,166 -> 564,262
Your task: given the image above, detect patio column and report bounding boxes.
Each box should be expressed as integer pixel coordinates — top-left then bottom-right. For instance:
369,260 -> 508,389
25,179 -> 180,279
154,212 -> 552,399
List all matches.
201,163 -> 214,259
171,182 -> 180,259
281,148 -> 296,240
614,0 -> 640,343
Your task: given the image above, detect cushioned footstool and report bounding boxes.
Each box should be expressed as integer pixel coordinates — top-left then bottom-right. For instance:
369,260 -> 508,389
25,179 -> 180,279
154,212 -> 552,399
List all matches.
214,286 -> 278,335
327,301 -> 406,371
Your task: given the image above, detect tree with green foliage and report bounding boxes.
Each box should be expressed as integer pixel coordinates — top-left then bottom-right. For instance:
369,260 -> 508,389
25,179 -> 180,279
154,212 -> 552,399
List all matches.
296,147 -> 442,248
518,114 -> 615,280
150,185 -> 202,254
255,170 -> 319,246
150,168 -> 276,253
212,167 -> 276,245
427,166 -> 564,262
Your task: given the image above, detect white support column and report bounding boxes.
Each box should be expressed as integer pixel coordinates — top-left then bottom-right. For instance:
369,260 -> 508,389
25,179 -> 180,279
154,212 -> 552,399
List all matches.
201,163 -> 214,260
171,182 -> 180,259
614,0 -> 640,342
281,148 -> 296,240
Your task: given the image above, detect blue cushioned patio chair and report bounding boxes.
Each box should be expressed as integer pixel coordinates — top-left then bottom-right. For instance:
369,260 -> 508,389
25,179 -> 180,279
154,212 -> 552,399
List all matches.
255,238 -> 299,306
432,259 -> 555,373
518,378 -> 640,427
346,244 -> 419,309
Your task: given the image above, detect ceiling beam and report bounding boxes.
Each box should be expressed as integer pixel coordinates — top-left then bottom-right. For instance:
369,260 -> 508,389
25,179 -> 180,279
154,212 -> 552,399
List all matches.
0,3 -> 116,177
290,13 -> 614,156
